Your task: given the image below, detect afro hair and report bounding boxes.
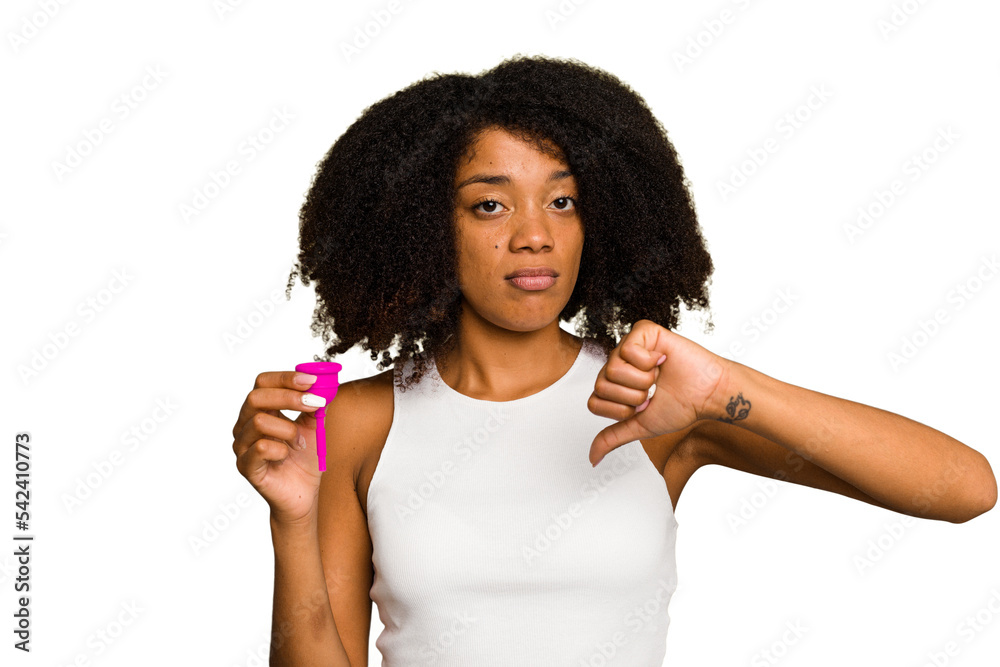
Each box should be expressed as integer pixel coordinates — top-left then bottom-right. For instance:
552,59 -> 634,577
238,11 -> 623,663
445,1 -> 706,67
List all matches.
286,54 -> 715,391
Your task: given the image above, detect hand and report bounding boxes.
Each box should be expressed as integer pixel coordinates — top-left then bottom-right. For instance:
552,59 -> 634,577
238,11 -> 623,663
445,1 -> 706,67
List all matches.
586,319 -> 730,466
232,370 -> 327,525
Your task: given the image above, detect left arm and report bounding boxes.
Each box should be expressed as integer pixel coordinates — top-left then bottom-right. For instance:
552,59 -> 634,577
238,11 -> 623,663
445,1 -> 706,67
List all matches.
700,358 -> 997,523
587,319 -> 997,523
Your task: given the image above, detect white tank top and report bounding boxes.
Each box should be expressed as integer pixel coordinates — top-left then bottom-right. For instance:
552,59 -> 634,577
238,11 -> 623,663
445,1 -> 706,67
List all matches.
366,338 -> 679,665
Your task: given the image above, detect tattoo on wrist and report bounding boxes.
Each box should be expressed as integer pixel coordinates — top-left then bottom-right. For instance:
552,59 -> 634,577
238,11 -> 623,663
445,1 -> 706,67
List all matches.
717,392 -> 751,423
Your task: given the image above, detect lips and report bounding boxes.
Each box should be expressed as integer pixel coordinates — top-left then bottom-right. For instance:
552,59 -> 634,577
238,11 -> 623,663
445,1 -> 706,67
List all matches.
507,275 -> 556,290
504,266 -> 559,279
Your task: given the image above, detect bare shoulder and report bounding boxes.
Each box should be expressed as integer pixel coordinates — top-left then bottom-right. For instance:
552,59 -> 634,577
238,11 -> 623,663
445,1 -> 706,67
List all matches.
322,370 -> 392,471
338,369 -> 394,516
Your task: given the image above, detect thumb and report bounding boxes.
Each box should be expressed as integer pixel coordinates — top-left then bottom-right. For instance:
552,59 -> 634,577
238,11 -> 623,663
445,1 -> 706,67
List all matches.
589,419 -> 648,467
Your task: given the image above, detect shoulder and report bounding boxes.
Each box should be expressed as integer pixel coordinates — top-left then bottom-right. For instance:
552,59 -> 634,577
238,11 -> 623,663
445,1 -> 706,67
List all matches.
336,369 -> 395,514
322,369 -> 395,493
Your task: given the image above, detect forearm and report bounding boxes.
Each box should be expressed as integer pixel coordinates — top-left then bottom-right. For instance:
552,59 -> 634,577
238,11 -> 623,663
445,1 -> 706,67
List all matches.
269,513 -> 350,666
710,359 -> 998,522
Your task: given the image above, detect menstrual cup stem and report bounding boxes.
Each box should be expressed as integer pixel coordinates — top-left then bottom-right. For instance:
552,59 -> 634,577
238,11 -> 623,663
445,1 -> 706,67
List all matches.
316,407 -> 326,472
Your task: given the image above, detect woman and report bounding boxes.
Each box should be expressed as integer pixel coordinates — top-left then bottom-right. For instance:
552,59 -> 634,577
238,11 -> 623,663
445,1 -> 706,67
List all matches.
231,55 -> 997,665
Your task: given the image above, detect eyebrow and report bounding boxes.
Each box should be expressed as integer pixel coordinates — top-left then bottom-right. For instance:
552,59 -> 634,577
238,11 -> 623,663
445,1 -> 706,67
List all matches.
455,169 -> 574,190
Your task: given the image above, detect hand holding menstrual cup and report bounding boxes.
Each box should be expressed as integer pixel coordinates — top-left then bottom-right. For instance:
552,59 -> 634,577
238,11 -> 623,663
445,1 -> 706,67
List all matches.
295,362 -> 342,472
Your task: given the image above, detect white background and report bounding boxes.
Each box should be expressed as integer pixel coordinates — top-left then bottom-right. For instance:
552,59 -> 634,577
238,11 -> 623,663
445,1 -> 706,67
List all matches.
2,0 -> 999,665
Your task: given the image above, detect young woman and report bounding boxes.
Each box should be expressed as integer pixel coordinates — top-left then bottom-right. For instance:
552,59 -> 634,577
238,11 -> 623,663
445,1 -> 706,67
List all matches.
230,55 -> 997,666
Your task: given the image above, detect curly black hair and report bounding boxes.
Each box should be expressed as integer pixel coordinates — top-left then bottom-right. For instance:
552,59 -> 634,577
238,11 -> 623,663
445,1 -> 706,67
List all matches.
286,54 -> 715,391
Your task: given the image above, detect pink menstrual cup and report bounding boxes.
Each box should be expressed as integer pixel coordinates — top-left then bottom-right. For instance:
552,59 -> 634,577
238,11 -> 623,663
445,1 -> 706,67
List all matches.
294,362 -> 342,472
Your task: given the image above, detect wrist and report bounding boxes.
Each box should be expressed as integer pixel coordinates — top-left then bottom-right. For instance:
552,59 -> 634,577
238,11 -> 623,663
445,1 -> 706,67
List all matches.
269,508 -> 319,535
703,357 -> 751,424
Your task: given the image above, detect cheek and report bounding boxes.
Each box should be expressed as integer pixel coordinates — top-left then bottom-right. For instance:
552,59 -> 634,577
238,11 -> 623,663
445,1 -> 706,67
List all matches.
456,238 -> 502,283
487,227 -> 505,250
454,224 -> 509,288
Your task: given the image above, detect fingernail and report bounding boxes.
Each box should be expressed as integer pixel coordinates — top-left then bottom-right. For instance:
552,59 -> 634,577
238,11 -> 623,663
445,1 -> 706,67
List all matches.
301,393 -> 326,408
636,398 -> 650,413
295,373 -> 318,386
297,434 -> 306,449
656,354 -> 666,366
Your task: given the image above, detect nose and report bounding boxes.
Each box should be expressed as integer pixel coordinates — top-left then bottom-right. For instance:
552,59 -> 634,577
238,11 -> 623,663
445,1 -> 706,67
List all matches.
508,203 -> 554,252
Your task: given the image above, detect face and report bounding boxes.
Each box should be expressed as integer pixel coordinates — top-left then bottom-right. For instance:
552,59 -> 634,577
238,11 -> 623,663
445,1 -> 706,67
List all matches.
451,126 -> 584,333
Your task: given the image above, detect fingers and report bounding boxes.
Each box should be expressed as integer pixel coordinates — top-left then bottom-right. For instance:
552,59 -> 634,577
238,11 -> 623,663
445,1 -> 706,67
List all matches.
253,370 -> 318,391
610,336 -> 665,384
235,436 -> 291,485
233,412 -> 300,482
593,362 -> 658,408
591,330 -> 668,412
238,369 -> 318,426
588,392 -> 640,422
246,387 -> 323,414
233,409 -> 307,484
232,369 -> 323,495
242,412 -> 299,454
233,381 -> 322,439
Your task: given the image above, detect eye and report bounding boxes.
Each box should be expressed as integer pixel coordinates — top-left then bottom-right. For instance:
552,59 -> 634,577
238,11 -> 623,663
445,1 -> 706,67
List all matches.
472,198 -> 505,215
551,196 -> 578,211
470,195 -> 579,216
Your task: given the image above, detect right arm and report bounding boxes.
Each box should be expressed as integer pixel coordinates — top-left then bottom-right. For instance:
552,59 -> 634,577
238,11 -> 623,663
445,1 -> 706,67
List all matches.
233,371 -> 374,666
269,512 -> 349,666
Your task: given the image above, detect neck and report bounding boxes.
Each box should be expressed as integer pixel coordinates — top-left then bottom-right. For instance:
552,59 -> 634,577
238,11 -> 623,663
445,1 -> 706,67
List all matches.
434,305 -> 583,402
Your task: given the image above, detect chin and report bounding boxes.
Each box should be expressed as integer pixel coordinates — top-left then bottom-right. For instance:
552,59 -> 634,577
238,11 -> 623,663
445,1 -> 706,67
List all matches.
496,313 -> 563,333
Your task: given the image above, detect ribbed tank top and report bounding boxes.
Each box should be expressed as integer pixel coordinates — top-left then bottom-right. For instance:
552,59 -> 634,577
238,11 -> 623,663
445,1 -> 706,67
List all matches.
366,338 -> 679,666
